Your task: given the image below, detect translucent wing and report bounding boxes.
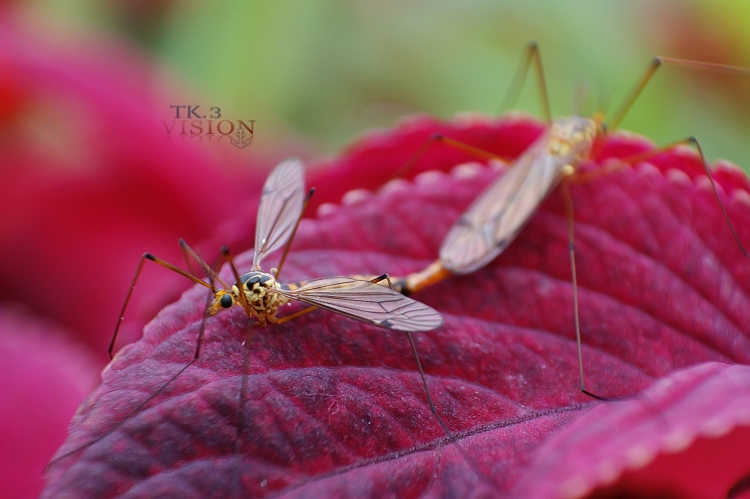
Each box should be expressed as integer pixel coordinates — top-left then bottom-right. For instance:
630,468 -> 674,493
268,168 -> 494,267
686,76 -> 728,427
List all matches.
253,158 -> 306,270
440,130 -> 566,274
276,277 -> 443,332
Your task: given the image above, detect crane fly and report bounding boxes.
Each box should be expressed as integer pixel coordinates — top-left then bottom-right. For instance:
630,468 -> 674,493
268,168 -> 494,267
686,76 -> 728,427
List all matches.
107,158 -> 443,339
392,42 -> 749,399
399,115 -> 597,283
47,158 -> 444,471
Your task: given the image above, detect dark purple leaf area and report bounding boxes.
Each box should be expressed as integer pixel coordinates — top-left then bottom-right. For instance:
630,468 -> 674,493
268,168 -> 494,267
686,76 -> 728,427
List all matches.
44,116 -> 750,498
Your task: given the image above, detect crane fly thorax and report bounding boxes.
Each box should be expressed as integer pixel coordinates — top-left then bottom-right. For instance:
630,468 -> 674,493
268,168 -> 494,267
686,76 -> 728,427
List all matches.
546,116 -> 597,164
236,271 -> 288,317
207,270 -> 289,318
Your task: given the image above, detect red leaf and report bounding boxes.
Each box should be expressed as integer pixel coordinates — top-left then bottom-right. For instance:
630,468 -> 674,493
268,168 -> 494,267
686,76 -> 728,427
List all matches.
43,116 -> 750,498
511,362 -> 750,499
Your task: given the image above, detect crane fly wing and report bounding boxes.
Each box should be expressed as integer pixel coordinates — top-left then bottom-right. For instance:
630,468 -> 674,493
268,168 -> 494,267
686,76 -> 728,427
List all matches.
276,277 -> 444,332
252,158 -> 307,270
440,131 -> 566,274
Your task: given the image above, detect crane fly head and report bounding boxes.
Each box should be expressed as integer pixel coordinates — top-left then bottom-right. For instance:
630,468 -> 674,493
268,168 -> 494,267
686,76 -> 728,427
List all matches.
547,116 -> 598,164
207,289 -> 238,317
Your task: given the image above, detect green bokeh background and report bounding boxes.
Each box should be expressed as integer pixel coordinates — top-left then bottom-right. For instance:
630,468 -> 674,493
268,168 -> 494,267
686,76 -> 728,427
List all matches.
38,0 -> 750,169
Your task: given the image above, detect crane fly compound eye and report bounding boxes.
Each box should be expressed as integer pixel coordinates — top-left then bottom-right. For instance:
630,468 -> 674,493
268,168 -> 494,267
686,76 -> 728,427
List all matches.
220,294 -> 233,308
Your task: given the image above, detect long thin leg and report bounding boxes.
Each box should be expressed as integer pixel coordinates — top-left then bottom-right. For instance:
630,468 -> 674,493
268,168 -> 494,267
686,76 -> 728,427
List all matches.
499,41 -> 552,123
606,58 -> 662,133
607,57 -> 750,133
390,133 -> 447,181
373,273 -> 497,489
392,43 -> 550,183
180,238 -> 231,290
180,238 -> 199,278
389,134 -> 513,186
559,181 -> 607,401
563,135 -> 746,400
404,331 -> 453,437
575,137 -> 747,257
369,275 -> 446,422
108,252 -> 213,359
632,137 -> 746,256
275,305 -> 318,324
430,134 -> 509,163
687,137 -> 747,257
231,327 -> 252,499
47,289 -> 215,471
221,246 -> 253,317
370,274 -> 456,437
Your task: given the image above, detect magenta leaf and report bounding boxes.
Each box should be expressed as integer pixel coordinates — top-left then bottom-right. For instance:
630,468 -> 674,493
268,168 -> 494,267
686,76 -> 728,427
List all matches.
43,117 -> 750,498
511,362 -> 750,499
